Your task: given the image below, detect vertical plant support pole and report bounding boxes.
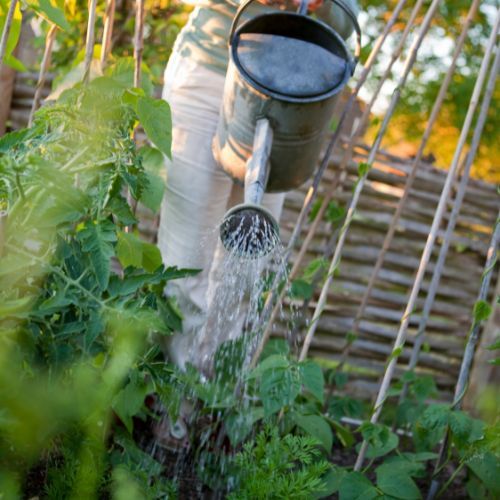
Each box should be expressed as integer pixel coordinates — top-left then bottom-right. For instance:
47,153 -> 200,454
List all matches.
341,0 -> 482,370
100,0 -> 116,71
298,0 -> 443,365
354,10 -> 500,472
28,24 -> 57,126
83,0 -> 98,83
124,0 -> 146,230
250,0 -> 409,367
133,0 -> 145,88
401,41 -> 500,399
0,0 -> 18,66
427,213 -> 500,500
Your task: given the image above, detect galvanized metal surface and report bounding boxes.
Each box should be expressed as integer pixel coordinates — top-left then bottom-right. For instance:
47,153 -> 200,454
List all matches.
213,2 -> 358,193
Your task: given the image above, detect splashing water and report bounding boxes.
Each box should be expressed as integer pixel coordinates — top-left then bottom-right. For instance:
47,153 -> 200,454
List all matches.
195,209 -> 286,376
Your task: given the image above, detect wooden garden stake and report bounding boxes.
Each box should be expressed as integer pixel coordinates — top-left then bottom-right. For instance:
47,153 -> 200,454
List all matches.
29,24 -> 57,126
427,213 -> 499,500
100,0 -> 116,71
133,0 -> 145,88
250,0 -> 410,367
354,9 -> 500,472
401,38 -> 500,399
299,0 -> 443,365
342,0 -> 482,371
83,0 -> 98,83
0,0 -> 18,67
124,0 -> 146,231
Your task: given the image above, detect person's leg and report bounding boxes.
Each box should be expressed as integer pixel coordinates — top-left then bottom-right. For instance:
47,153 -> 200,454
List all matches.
157,53 -> 233,370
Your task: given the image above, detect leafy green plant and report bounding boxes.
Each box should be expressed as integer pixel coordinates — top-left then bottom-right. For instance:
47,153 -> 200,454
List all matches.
228,426 -> 334,500
0,59 -> 196,497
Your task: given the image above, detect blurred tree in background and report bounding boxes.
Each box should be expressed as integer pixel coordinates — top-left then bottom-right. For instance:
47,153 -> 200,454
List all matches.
360,0 -> 499,182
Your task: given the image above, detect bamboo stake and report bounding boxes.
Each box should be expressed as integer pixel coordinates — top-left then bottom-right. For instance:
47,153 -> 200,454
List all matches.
249,0 -> 409,367
100,0 -> 116,71
28,24 -> 57,126
133,0 -> 145,88
83,0 -> 98,83
124,0 -> 146,231
354,9 -> 500,472
341,0 -> 482,371
299,0 -> 443,365
401,40 -> 500,399
426,213 -> 500,500
0,0 -> 18,67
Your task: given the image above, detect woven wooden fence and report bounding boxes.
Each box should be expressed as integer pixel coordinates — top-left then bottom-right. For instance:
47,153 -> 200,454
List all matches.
277,141 -> 499,402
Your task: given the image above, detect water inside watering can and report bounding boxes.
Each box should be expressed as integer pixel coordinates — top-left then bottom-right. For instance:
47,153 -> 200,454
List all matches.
237,34 -> 348,98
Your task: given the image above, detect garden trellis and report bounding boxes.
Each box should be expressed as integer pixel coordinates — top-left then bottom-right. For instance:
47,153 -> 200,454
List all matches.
0,0 -> 499,497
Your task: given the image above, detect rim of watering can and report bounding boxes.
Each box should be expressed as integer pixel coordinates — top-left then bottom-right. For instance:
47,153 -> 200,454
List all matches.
230,0 -> 361,57
220,203 -> 280,259
231,13 -> 354,103
229,0 -> 362,100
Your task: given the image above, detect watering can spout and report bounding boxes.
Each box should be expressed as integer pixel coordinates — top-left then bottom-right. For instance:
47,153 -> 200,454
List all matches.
220,119 -> 280,258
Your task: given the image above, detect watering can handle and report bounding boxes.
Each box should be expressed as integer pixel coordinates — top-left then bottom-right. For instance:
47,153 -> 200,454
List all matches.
229,0 -> 362,69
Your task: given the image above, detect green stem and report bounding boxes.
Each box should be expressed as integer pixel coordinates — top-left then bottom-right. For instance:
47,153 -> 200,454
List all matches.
436,461 -> 465,498
5,243 -> 110,311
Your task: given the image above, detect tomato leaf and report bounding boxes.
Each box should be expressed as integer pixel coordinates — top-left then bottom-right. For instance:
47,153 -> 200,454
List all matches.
137,96 -> 172,159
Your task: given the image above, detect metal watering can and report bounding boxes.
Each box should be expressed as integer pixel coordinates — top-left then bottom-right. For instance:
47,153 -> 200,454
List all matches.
213,0 -> 361,257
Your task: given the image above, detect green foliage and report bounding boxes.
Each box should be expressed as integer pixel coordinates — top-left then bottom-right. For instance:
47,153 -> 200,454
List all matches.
486,337 -> 500,366
308,198 -> 345,227
29,0 -> 71,31
136,96 -> 173,158
228,427 -> 332,500
357,422 -> 399,459
0,64 -> 194,497
111,431 -> 178,499
339,472 -> 378,500
375,462 -> 421,499
0,0 -> 26,71
473,299 -> 493,324
360,0 -> 498,181
357,162 -> 371,178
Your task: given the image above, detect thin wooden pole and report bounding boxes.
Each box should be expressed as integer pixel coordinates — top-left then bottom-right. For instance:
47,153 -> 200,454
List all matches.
340,0 -> 482,371
299,0 -> 443,365
426,213 -> 499,500
354,9 -> 500,472
29,24 -> 57,126
401,40 -> 500,397
0,0 -> 18,67
100,0 -> 116,71
249,0 -> 409,367
124,0 -> 146,230
133,0 -> 145,88
83,0 -> 98,83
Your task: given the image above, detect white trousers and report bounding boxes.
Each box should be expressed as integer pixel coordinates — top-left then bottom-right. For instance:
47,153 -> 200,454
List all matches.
158,51 -> 285,371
